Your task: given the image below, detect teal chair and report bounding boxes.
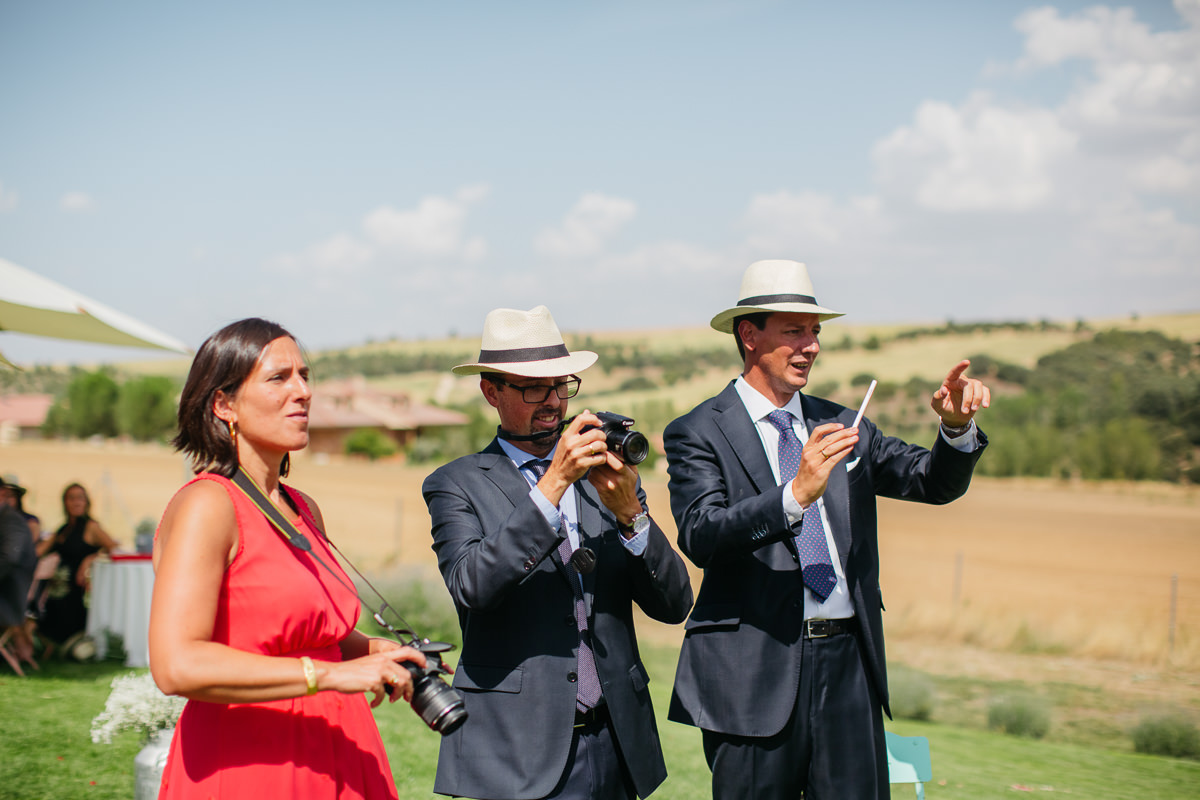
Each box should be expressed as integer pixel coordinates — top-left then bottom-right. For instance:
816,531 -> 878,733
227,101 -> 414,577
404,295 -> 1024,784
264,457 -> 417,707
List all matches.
886,732 -> 932,799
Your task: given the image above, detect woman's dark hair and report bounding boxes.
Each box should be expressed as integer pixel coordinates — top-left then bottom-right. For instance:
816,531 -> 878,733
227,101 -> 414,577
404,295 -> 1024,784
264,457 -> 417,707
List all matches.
173,318 -> 299,478
61,482 -> 91,520
733,312 -> 771,361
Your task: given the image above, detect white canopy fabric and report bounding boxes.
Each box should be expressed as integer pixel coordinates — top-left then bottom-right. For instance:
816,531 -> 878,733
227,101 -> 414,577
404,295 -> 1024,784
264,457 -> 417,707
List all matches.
0,258 -> 189,354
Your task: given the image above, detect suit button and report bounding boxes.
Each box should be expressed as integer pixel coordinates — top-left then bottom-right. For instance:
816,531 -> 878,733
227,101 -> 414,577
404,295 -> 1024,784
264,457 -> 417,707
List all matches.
567,672 -> 578,683
565,615 -> 575,626
523,558 -> 536,571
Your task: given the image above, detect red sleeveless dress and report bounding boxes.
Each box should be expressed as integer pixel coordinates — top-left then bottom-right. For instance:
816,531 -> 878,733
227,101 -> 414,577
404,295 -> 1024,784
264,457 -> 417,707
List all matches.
157,474 -> 399,799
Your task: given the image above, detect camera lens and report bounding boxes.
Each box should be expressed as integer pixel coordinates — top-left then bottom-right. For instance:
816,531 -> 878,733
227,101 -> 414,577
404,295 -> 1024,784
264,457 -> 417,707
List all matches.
609,430 -> 649,465
406,664 -> 469,735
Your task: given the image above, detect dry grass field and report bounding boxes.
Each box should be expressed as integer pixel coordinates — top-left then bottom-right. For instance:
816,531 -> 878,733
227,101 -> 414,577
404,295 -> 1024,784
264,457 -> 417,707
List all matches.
7,440 -> 1197,676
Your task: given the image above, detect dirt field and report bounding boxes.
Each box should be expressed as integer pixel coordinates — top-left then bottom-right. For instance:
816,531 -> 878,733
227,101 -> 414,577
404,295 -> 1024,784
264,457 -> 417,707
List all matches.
6,439 -> 1198,707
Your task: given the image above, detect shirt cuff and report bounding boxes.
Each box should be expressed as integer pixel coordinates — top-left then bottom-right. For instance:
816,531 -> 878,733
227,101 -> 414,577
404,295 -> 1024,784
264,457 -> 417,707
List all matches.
620,528 -> 648,557
940,419 -> 979,452
782,484 -> 805,527
530,486 -> 562,531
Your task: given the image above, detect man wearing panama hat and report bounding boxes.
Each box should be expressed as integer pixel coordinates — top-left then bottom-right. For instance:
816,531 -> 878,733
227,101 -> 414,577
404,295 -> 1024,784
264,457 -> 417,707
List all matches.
422,305 -> 693,800
664,260 -> 990,799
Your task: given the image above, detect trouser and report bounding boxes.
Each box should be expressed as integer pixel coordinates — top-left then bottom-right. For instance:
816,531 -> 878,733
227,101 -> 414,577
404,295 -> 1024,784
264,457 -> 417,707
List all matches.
702,631 -> 889,799
545,707 -> 635,800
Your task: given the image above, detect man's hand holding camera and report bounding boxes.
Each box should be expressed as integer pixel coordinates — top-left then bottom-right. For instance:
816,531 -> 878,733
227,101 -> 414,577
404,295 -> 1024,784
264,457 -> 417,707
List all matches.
534,410 -> 610,508
534,410 -> 645,539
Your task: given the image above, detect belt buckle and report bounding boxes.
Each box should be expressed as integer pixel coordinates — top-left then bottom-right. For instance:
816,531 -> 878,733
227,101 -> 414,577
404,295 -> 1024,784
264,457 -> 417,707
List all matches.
806,619 -> 834,639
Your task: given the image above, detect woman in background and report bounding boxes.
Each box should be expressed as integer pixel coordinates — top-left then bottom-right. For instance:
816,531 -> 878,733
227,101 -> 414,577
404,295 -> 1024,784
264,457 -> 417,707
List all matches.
35,483 -> 118,656
150,317 -> 425,800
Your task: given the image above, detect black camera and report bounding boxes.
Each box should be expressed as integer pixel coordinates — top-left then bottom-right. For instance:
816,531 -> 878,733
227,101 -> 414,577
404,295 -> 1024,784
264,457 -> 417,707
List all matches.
583,411 -> 650,465
406,641 -> 468,735
386,638 -> 468,736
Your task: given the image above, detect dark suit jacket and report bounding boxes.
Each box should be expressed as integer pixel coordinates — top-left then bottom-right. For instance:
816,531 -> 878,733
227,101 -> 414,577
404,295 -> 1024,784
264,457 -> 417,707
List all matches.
0,505 -> 37,628
423,438 -> 693,800
663,381 -> 985,738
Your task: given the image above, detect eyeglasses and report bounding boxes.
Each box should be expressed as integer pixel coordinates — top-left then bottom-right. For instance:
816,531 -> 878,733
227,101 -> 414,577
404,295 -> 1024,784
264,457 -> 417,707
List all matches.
488,375 -> 581,404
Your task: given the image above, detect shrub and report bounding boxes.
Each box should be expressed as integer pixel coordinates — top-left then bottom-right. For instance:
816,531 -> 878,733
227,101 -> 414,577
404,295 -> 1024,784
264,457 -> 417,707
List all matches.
618,375 -> 657,392
987,693 -> 1050,739
889,666 -> 936,721
116,375 -> 178,441
1132,712 -> 1200,759
345,428 -> 398,460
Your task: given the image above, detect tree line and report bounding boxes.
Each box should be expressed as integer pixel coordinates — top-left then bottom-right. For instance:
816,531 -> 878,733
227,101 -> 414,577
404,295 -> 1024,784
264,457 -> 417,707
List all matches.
16,327 -> 1200,483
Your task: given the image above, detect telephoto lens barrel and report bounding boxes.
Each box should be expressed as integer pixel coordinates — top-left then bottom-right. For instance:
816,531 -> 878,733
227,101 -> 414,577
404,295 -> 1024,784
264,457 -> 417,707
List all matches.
405,661 -> 468,735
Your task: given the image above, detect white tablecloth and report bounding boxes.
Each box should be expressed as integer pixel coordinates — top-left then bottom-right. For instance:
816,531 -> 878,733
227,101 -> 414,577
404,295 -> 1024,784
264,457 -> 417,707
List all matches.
86,558 -> 155,667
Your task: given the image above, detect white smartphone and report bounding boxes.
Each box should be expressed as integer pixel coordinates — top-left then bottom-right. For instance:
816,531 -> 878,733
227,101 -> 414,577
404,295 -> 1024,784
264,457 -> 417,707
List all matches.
852,379 -> 877,429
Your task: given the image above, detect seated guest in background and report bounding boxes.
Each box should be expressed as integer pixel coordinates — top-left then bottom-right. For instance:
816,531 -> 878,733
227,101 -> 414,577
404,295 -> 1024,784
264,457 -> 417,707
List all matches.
150,317 -> 427,799
0,477 -> 38,673
1,475 -> 41,542
423,305 -> 693,800
33,482 -> 119,658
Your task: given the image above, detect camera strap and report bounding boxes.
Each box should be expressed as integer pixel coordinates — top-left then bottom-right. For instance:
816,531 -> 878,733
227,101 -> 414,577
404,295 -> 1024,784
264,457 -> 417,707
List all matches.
230,467 -> 360,602
230,466 -> 424,641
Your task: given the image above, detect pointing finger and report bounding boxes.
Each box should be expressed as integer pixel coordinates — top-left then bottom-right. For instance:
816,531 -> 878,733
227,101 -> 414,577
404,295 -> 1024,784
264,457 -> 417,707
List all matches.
944,359 -> 971,385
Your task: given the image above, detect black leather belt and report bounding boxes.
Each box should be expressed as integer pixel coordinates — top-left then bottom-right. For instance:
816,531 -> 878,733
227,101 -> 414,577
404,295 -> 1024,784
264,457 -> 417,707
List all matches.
802,618 -> 857,639
573,704 -> 610,729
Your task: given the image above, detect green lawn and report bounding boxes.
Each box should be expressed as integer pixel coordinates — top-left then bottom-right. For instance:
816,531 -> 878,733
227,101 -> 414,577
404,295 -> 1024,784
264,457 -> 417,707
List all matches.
2,646 -> 1197,800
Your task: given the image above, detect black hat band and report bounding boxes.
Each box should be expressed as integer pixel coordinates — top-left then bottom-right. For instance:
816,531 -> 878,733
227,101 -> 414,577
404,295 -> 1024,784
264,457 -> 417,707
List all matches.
737,293 -> 818,307
477,343 -> 572,363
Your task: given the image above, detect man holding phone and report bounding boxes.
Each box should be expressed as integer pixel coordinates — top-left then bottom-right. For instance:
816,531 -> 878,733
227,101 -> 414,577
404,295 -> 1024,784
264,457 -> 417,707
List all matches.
663,260 -> 989,799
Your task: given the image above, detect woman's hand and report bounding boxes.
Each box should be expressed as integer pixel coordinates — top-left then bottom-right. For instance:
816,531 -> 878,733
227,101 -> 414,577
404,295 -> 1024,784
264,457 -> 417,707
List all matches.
315,646 -> 428,708
76,552 -> 98,589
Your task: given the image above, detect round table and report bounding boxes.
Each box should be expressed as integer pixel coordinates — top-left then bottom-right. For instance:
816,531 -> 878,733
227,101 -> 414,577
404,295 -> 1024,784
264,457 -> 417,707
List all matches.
86,556 -> 155,667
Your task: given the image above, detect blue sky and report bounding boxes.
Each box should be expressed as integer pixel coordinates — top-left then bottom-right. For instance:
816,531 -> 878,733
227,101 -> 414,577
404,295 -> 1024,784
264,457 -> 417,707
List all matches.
1,0 -> 1196,363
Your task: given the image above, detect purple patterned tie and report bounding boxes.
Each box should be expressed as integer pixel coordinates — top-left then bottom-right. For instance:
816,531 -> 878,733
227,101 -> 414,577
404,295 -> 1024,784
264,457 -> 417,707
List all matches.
525,460 -> 603,710
766,410 -> 837,602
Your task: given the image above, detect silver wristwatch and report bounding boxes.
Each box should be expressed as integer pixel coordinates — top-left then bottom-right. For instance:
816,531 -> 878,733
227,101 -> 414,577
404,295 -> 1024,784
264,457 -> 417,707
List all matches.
624,510 -> 650,536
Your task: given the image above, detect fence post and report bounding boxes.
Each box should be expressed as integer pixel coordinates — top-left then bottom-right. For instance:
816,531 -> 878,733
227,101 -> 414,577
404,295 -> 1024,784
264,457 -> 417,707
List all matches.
952,550 -> 964,606
394,497 -> 404,561
1169,573 -> 1178,657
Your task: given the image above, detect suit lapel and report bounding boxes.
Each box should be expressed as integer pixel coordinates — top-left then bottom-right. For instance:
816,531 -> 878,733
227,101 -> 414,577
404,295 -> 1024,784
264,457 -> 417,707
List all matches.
802,395 -> 853,569
478,439 -> 528,507
712,382 -> 776,494
479,439 -> 575,590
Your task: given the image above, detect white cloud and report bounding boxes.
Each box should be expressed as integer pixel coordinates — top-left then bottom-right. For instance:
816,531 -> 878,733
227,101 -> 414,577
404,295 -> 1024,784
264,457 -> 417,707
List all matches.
0,182 -> 16,212
363,184 -> 489,260
268,184 -> 490,290
60,191 -> 93,212
742,190 -> 886,253
1129,154 -> 1200,193
873,94 -> 1078,213
534,193 -> 637,258
730,3 -> 1200,323
269,232 -> 374,279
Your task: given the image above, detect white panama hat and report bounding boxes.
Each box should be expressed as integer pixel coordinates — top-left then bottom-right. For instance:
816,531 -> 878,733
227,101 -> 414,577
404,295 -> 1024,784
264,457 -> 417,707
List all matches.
452,305 -> 598,378
709,259 -> 844,334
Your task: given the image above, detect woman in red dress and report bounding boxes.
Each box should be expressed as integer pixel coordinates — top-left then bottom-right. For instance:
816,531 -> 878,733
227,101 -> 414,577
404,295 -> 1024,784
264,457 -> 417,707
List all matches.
150,318 -> 426,799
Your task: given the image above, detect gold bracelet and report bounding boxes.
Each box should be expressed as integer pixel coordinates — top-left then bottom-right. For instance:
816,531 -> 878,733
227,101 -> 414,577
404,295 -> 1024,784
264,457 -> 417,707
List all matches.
300,656 -> 319,695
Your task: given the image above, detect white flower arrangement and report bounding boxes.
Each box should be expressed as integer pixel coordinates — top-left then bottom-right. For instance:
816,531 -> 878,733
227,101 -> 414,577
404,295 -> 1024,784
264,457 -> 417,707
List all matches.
91,671 -> 186,744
